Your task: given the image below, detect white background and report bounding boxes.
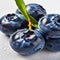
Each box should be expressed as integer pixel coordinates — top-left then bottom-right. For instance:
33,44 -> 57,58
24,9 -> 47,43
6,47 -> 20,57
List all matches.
0,0 -> 60,60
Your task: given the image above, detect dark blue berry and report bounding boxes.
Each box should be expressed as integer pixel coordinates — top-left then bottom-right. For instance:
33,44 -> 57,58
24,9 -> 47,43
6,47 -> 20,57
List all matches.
26,3 -> 46,21
10,29 -> 45,55
0,13 -> 28,37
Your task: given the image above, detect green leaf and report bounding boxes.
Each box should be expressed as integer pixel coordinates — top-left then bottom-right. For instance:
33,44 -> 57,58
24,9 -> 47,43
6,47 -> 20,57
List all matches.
15,0 -> 38,28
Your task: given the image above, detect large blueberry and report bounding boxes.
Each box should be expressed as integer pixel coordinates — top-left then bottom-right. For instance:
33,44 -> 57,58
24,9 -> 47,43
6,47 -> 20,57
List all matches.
16,3 -> 47,21
0,13 -> 28,37
10,29 -> 45,55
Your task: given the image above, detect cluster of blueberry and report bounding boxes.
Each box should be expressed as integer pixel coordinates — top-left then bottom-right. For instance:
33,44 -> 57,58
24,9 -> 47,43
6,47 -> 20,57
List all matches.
0,3 -> 60,55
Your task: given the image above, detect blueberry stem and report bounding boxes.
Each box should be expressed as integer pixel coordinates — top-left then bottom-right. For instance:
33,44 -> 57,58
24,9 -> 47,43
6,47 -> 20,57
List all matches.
28,20 -> 32,29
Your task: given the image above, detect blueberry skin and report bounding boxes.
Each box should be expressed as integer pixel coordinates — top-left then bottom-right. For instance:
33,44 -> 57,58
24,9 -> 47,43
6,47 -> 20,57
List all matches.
10,29 -> 45,55
47,14 -> 60,28
0,13 -> 28,37
26,3 -> 46,21
39,14 -> 60,51
46,30 -> 60,51
38,16 -> 50,35
16,3 -> 47,21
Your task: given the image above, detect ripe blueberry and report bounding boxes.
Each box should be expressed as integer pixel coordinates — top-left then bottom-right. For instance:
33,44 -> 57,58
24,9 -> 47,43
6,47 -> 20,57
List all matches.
26,3 -> 46,21
10,29 -> 45,55
0,13 -> 28,37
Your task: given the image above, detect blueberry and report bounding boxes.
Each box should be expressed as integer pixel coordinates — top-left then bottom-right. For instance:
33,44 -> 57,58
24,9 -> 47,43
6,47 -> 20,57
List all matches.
16,3 -> 47,21
38,14 -> 60,34
41,14 -> 60,51
0,13 -> 28,37
26,3 -> 46,21
10,29 -> 45,55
